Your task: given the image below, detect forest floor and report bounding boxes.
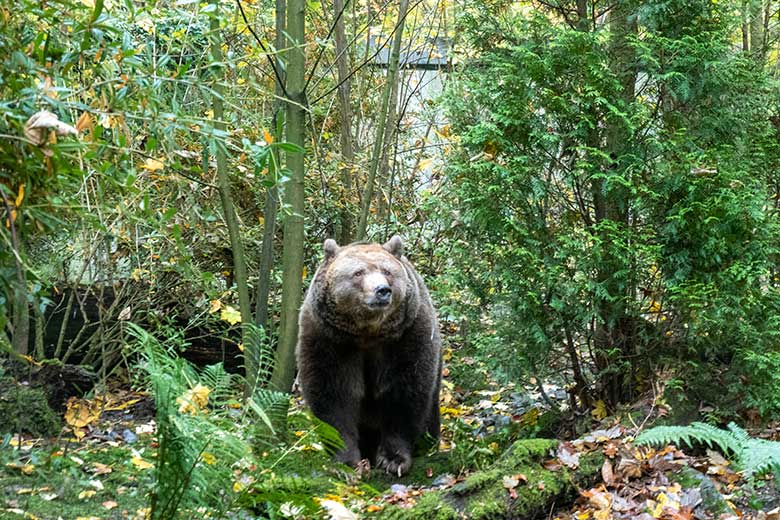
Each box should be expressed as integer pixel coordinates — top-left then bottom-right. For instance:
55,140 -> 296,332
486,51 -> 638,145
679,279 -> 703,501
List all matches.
2,340 -> 780,519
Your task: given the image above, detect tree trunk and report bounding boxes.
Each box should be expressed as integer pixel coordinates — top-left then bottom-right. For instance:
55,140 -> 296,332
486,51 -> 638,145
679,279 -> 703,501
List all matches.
742,0 -> 750,52
750,0 -> 765,59
209,7 -> 254,389
593,0 -> 638,406
2,189 -> 29,356
356,0 -> 409,240
271,0 -> 306,392
255,0 -> 286,339
334,0 -> 356,245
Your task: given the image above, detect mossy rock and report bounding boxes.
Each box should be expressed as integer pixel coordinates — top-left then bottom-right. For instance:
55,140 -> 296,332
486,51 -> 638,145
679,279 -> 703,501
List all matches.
0,383 -> 61,437
376,439 -> 603,519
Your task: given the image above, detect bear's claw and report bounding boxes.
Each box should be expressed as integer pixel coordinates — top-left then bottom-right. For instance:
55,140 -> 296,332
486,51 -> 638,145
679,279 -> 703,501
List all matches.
376,449 -> 411,477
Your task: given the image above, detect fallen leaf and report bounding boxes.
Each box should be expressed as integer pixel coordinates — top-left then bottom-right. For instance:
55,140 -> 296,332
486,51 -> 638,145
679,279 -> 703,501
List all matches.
78,489 -> 97,499
6,462 -> 35,475
64,397 -> 102,429
601,459 -> 616,487
557,442 -> 581,469
103,500 -> 118,510
591,400 -> 608,420
320,499 -> 358,520
141,158 -> 165,171
131,456 -> 154,470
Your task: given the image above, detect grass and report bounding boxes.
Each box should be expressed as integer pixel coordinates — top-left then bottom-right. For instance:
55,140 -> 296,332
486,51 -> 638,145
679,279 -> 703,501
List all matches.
1,437 -> 153,519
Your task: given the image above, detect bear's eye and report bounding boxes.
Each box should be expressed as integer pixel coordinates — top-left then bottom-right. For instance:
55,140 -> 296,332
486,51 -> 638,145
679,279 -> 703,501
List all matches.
381,268 -> 392,277
352,269 -> 365,278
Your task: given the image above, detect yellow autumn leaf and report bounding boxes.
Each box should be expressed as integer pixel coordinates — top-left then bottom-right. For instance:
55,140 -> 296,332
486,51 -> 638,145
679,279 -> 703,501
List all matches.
201,452 -> 216,465
78,489 -> 97,499
301,265 -> 307,280
519,407 -> 539,427
104,398 -> 141,412
15,184 -> 25,207
263,128 -> 273,144
220,305 -> 242,325
591,400 -> 607,420
440,406 -> 462,416
6,462 -> 35,475
176,383 -> 210,414
209,299 -> 222,314
20,354 -> 42,366
657,492 -> 680,511
131,456 -> 154,470
75,111 -> 93,133
64,397 -> 102,429
141,158 -> 164,171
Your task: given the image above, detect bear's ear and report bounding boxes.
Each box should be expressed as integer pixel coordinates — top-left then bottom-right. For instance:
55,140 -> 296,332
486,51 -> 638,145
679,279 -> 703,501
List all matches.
383,235 -> 404,258
323,239 -> 340,260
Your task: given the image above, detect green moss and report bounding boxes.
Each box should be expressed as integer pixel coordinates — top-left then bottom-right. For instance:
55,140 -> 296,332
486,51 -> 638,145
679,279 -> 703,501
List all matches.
464,486 -> 505,519
0,383 -> 61,437
366,450 -> 460,490
452,467 -> 501,495
388,439 -> 603,519
502,438 -> 557,461
376,492 -> 460,520
1,443 -> 151,519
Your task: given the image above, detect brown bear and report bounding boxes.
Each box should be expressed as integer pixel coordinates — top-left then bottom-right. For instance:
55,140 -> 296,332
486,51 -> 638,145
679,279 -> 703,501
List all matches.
295,236 -> 441,476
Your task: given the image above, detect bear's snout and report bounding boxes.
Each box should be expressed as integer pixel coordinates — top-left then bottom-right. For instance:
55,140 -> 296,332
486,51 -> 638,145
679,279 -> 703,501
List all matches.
374,284 -> 392,305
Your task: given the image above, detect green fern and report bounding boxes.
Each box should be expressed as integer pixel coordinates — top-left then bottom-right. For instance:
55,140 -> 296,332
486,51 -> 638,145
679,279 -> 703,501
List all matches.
126,323 -> 264,519
636,422 -> 780,478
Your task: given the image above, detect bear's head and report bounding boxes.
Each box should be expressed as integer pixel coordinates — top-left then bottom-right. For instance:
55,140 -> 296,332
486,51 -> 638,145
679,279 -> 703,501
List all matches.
313,236 -> 419,336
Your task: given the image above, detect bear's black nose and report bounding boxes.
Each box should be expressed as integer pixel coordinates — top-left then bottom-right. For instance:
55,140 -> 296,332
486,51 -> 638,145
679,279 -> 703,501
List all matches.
375,285 -> 392,301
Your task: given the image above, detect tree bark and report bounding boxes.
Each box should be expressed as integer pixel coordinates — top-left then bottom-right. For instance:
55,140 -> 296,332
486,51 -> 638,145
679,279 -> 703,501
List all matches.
356,0 -> 409,240
271,0 -> 306,392
2,189 -> 28,355
334,0 -> 356,245
750,0 -> 765,59
255,0 -> 286,339
209,7 -> 254,388
593,0 -> 638,406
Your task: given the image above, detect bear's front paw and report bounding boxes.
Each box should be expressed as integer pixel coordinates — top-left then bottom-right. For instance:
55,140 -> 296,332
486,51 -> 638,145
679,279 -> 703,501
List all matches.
335,446 -> 361,468
376,446 -> 412,477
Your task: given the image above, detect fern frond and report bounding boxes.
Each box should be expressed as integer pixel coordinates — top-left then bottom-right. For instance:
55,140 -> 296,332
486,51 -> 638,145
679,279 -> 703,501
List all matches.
636,422 -> 739,454
636,421 -> 780,479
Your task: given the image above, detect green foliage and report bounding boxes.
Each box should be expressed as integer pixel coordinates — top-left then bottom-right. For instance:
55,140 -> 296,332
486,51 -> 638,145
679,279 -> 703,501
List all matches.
636,422 -> 780,479
127,323 -> 263,519
439,0 -> 780,417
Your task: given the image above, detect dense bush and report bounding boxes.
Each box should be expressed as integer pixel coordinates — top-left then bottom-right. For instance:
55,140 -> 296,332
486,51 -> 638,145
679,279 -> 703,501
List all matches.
439,0 -> 780,418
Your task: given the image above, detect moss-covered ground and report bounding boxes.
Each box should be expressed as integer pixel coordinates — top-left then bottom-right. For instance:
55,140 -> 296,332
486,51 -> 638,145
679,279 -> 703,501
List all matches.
1,436 -> 153,519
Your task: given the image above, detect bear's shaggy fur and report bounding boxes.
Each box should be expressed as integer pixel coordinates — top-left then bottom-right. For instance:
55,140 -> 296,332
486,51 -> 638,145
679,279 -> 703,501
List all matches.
295,236 -> 441,476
